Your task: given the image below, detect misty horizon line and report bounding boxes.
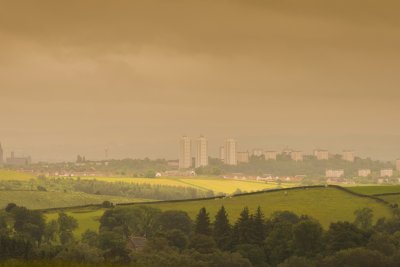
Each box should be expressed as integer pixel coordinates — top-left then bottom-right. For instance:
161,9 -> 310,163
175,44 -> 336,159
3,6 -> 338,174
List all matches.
1,133 -> 400,163
1,147 -> 399,165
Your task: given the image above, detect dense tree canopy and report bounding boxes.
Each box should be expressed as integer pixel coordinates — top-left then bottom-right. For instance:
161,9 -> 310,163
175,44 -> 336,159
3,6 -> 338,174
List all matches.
3,204 -> 400,266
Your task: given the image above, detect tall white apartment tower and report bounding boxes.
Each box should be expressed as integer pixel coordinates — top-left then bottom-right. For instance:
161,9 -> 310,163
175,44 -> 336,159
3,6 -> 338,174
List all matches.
179,136 -> 192,169
224,138 -> 237,165
195,136 -> 208,168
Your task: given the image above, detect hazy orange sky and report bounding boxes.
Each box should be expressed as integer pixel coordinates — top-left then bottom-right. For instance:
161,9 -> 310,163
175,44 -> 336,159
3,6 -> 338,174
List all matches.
0,0 -> 399,161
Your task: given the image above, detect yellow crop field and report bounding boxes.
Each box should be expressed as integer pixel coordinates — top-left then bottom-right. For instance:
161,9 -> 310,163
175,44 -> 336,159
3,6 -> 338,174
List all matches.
80,176 -> 296,194
81,177 -> 189,187
178,178 -> 286,194
0,169 -> 36,181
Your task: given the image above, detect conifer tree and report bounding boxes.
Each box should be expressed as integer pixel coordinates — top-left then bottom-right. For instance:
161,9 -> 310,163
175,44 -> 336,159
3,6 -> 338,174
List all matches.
195,207 -> 212,235
213,206 -> 232,250
252,206 -> 266,244
233,207 -> 253,245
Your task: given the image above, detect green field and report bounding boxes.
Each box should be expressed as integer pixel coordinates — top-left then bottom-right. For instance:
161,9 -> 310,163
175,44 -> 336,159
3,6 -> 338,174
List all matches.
0,169 -> 36,181
0,191 -> 152,210
379,194 -> 400,206
47,187 -> 393,236
144,187 -> 392,227
348,185 -> 400,196
45,207 -> 105,237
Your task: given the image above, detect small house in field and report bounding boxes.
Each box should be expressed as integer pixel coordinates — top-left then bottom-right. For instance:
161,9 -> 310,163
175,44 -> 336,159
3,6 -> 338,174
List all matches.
127,236 -> 147,252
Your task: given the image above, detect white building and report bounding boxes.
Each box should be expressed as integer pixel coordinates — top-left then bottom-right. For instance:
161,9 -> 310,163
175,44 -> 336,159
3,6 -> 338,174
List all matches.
252,149 -> 263,157
195,136 -> 208,168
179,136 -> 192,169
326,169 -> 344,178
342,150 -> 355,162
224,138 -> 237,165
291,151 -> 303,162
264,150 -> 277,160
380,169 -> 393,177
314,149 -> 329,160
237,151 -> 249,163
358,169 -> 371,177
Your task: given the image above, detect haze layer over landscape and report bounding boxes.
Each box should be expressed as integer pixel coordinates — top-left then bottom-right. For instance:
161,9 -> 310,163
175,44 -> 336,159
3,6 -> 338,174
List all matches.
0,0 -> 399,161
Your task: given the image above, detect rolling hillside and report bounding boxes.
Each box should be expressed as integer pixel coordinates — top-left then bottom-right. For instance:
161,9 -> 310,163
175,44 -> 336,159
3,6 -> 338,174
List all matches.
0,191 -> 152,210
45,186 -> 393,236
348,185 -> 400,196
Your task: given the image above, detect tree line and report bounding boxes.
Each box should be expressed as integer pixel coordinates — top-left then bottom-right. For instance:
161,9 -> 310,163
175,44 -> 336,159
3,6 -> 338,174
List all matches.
3,203 -> 400,266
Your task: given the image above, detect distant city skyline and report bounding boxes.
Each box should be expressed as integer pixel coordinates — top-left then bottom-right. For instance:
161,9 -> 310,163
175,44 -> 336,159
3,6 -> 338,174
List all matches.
1,134 -> 400,163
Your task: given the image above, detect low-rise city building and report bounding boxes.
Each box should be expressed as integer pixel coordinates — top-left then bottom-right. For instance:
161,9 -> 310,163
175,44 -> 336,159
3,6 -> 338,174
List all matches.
380,169 -> 393,177
290,151 -> 303,162
342,150 -> 355,162
252,149 -> 263,157
314,149 -> 329,160
358,169 -> 371,177
236,151 -> 249,163
167,160 -> 179,168
264,150 -> 277,160
326,169 -> 344,178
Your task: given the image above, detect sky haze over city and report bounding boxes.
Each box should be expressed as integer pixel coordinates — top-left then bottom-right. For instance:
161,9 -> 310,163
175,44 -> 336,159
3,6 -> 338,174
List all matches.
1,0 -> 399,161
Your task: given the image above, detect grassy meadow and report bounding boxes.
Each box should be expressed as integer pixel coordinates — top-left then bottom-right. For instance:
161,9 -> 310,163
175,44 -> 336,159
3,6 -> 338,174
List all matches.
45,207 -> 105,237
0,191 -> 152,210
348,185 -> 400,195
144,187 -> 392,228
379,195 -> 400,206
46,186 -> 393,236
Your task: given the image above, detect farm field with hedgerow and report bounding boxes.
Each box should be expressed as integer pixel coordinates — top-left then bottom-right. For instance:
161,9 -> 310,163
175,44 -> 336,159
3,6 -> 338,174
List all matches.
45,186 -> 393,236
0,191 -> 153,210
347,185 -> 400,196
81,176 -> 288,194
